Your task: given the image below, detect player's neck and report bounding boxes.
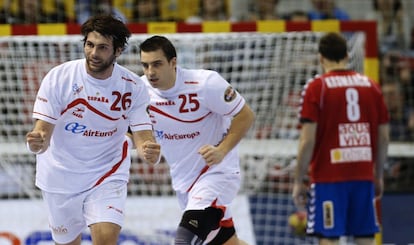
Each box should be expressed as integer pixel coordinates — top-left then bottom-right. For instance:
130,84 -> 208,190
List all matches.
323,61 -> 347,73
86,63 -> 114,80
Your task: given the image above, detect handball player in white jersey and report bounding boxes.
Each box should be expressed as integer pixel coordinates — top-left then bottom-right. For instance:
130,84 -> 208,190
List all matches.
25,15 -> 160,245
138,35 -> 255,245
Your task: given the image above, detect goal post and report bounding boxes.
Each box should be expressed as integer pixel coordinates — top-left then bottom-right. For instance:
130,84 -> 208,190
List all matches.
1,20 -> 411,245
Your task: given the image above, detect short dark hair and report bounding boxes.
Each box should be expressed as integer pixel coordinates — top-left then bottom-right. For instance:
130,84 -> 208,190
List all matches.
81,14 -> 131,52
139,35 -> 177,61
318,32 -> 348,62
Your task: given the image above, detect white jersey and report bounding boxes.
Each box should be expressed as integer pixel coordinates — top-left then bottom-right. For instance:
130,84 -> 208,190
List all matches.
142,67 -> 245,192
33,59 -> 152,193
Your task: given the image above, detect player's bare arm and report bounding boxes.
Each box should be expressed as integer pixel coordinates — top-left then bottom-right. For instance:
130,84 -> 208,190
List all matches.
292,122 -> 316,209
198,104 -> 255,166
132,130 -> 161,164
375,123 -> 390,199
26,119 -> 54,154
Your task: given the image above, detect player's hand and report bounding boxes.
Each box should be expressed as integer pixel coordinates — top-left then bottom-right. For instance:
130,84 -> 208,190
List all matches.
198,145 -> 225,166
142,141 -> 161,164
292,182 -> 307,210
26,131 -> 46,154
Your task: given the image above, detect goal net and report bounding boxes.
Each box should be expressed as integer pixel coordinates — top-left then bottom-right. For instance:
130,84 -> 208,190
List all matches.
0,22 -> 411,245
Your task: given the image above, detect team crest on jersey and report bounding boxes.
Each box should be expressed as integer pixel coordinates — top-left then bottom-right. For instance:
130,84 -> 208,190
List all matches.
72,83 -> 83,95
224,86 -> 236,102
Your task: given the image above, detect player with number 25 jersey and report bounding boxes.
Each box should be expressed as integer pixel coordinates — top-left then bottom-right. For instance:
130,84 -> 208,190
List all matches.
145,66 -> 244,192
139,35 -> 254,245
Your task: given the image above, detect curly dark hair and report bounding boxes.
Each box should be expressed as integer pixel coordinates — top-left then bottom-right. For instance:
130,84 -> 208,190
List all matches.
81,14 -> 131,52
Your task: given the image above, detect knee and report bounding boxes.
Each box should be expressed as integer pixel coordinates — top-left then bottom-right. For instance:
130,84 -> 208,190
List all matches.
206,226 -> 236,245
178,207 -> 224,240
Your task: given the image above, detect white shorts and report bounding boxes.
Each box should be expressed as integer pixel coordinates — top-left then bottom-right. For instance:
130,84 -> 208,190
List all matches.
41,180 -> 127,244
176,171 -> 241,222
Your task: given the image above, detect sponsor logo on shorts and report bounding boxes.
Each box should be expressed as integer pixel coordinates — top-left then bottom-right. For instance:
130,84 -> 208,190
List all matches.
189,219 -> 198,228
323,201 -> 334,229
49,225 -> 68,234
107,205 -> 123,215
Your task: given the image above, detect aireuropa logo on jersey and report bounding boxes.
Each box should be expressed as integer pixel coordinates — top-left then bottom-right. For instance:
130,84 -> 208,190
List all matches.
65,122 -> 118,137
155,130 -> 200,141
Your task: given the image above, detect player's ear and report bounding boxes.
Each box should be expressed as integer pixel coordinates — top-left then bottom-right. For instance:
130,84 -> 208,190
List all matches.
345,52 -> 350,62
115,47 -> 123,57
318,53 -> 324,64
170,57 -> 177,67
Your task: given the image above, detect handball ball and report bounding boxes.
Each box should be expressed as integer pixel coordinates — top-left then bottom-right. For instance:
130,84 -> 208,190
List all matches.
288,210 -> 307,236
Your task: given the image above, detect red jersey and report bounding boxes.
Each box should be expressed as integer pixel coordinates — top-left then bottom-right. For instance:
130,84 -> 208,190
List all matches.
299,70 -> 389,183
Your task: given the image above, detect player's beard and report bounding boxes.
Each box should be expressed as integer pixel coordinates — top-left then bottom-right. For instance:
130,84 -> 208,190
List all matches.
86,54 -> 117,75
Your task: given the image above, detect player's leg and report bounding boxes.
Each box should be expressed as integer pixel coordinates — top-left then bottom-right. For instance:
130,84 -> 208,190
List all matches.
175,207 -> 224,244
211,173 -> 245,245
41,190 -> 87,245
206,226 -> 242,245
54,235 -> 82,245
354,237 -> 376,245
174,171 -> 241,244
205,221 -> 250,245
175,212 -> 249,245
84,180 -> 127,245
348,181 -> 379,245
212,234 -> 242,245
200,174 -> 245,245
237,238 -> 249,245
318,238 -> 340,245
174,192 -> 204,244
89,222 -> 121,245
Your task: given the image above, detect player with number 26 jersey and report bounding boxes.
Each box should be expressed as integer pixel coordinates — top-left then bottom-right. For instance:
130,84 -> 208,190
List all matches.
33,58 -> 152,193
26,15 -> 160,245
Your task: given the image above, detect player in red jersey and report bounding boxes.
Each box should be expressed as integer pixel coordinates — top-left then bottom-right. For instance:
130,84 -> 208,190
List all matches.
292,32 -> 390,245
